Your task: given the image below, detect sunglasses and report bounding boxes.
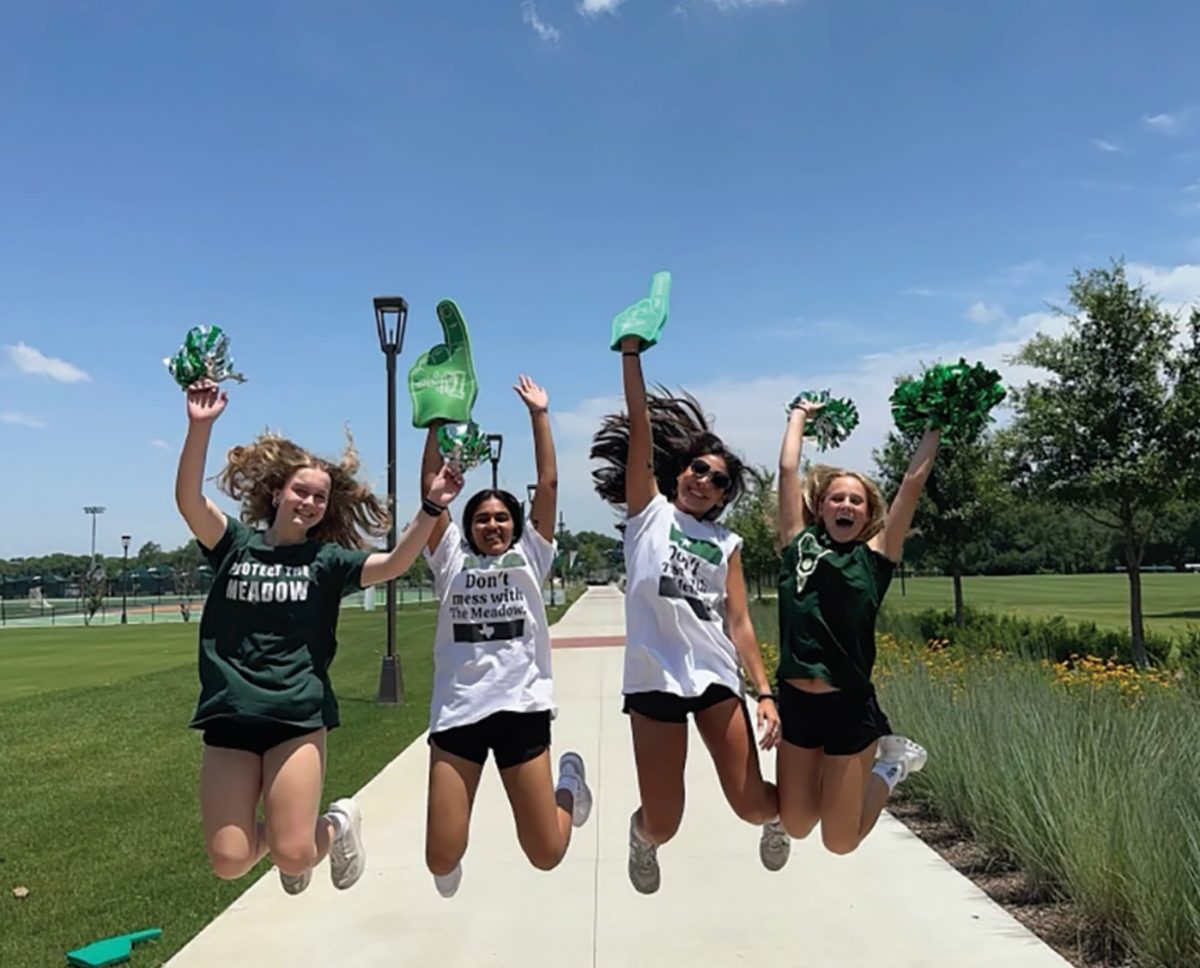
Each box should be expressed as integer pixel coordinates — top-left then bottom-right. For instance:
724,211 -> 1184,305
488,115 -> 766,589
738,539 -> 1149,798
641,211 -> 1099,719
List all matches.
688,458 -> 731,492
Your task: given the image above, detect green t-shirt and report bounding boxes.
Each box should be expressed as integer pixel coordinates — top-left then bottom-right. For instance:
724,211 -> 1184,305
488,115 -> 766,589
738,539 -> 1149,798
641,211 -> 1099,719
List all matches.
189,517 -> 368,730
776,525 -> 895,693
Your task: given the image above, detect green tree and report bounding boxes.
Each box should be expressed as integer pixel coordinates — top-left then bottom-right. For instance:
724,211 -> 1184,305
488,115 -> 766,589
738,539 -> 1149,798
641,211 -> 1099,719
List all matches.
875,430 -> 1005,626
726,466 -> 779,600
1008,262 -> 1200,665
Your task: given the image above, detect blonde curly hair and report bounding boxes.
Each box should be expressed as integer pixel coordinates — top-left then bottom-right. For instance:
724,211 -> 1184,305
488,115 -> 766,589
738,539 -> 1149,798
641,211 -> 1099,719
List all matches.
215,429 -> 389,550
801,464 -> 887,542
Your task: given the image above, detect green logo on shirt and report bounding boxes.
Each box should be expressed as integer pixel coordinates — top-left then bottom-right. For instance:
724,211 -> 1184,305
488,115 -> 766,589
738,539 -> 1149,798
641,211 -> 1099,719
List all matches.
669,525 -> 723,566
795,531 -> 831,592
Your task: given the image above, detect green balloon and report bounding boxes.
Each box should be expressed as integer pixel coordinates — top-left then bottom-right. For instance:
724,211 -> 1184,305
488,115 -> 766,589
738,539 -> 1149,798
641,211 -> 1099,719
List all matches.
408,300 -> 480,428
610,271 -> 671,352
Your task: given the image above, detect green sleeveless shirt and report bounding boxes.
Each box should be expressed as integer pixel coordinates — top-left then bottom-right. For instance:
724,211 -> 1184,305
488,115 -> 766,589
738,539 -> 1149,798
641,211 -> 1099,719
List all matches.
777,525 -> 895,693
190,517 -> 368,730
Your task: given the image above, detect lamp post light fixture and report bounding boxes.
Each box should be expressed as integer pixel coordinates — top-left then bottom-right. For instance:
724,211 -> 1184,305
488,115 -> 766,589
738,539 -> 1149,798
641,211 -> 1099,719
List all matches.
486,433 -> 504,491
120,534 -> 131,625
373,296 -> 409,706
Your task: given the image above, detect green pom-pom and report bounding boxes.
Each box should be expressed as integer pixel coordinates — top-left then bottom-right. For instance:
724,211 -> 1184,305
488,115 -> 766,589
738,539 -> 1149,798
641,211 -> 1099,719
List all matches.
165,325 -> 246,389
890,359 -> 1006,443
787,390 -> 859,450
437,422 -> 493,472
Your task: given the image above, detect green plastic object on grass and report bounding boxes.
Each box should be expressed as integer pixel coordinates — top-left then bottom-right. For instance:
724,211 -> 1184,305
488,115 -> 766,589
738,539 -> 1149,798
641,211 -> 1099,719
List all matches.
610,271 -> 671,352
408,299 -> 479,428
67,929 -> 162,967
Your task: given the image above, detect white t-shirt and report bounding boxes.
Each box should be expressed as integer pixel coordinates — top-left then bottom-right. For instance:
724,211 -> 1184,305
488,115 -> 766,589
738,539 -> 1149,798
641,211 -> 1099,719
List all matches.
425,520 -> 557,733
622,494 -> 744,697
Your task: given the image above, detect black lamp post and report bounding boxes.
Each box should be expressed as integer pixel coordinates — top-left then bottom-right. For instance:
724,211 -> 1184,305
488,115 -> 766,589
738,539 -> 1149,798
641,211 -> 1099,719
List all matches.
120,535 -> 131,624
374,296 -> 409,706
526,483 -> 537,518
556,510 -> 568,605
486,433 -> 504,491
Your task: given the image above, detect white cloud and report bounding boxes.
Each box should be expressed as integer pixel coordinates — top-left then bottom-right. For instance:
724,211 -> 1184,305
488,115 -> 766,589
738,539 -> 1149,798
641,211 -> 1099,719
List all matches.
521,1 -> 561,42
1093,139 -> 1122,153
150,439 -> 170,450
704,0 -> 795,8
965,301 -> 1006,325
1128,262 -> 1200,314
1143,110 -> 1191,135
579,0 -> 626,14
903,286 -> 937,297
3,342 -> 91,383
1,411 -> 46,428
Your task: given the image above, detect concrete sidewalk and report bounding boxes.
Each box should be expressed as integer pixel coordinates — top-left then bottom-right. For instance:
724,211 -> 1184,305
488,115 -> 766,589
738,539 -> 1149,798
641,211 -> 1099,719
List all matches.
167,586 -> 1068,968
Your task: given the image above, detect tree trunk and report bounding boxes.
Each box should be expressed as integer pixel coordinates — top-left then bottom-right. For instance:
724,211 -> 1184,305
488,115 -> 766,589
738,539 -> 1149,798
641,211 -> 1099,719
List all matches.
952,566 -> 965,629
1124,539 -> 1147,667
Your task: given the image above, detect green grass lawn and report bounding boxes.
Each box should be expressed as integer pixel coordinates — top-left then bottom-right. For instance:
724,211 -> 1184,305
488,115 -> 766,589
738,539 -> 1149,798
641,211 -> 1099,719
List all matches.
884,572 -> 1200,635
0,593 -> 579,968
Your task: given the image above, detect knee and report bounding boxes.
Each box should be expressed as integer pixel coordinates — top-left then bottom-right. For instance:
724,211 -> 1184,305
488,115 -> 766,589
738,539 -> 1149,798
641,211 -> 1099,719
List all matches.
640,809 -> 682,846
780,810 -> 819,840
522,840 -> 566,872
821,828 -> 862,856
208,848 -> 254,881
731,791 -> 775,826
269,837 -> 319,876
426,843 -> 464,878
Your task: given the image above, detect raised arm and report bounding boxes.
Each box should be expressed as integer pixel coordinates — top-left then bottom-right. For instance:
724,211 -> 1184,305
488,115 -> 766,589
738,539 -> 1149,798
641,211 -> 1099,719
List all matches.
777,401 -> 821,546
621,336 -> 658,516
514,375 -> 557,543
870,428 -> 941,562
363,461 -> 463,586
420,424 -> 452,553
175,380 -> 229,550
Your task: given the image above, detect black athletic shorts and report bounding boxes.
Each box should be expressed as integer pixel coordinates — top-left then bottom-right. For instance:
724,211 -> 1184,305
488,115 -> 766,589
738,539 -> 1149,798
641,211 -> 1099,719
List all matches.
201,718 -> 324,756
429,710 -> 551,770
622,683 -> 740,724
777,680 -> 892,756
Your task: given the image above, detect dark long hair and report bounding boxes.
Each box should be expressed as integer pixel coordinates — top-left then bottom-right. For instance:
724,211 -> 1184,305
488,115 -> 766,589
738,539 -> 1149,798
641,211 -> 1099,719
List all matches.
590,388 -> 745,521
461,489 -> 525,555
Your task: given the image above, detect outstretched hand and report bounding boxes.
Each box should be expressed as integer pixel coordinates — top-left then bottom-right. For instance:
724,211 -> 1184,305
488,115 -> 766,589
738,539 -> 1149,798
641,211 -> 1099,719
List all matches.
610,271 -> 671,352
185,379 -> 227,424
427,461 -> 465,508
513,374 -> 549,412
790,397 -> 826,420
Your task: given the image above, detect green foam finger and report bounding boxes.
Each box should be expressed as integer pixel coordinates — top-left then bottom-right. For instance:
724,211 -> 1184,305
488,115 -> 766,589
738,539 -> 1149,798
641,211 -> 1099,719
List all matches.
610,271 -> 672,352
436,299 -> 471,354
408,299 -> 480,427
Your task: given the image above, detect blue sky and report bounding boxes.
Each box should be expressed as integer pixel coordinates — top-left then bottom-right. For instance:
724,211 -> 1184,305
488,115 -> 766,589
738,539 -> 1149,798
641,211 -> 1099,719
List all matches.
3,0 -> 1200,558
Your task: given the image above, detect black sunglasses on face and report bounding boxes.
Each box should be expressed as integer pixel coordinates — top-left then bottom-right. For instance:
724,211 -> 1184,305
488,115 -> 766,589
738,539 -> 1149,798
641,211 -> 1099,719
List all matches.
688,458 -> 731,491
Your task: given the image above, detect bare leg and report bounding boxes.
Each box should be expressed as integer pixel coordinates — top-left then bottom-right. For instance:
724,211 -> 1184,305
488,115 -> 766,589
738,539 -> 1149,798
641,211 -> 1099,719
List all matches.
425,747 -> 483,876
499,750 -> 573,871
629,712 -> 688,844
200,746 -> 268,880
694,697 -> 777,824
818,741 -> 887,854
776,741 -> 824,839
261,729 -> 330,876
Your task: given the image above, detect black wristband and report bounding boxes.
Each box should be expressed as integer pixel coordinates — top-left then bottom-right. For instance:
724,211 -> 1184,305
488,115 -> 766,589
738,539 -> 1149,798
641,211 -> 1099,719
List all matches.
622,351 -> 640,357
756,693 -> 776,703
421,497 -> 446,518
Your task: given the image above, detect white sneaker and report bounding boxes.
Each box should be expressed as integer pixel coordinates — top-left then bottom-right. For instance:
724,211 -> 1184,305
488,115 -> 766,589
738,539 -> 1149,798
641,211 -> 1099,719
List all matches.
759,819 -> 790,872
434,863 -> 462,898
627,812 -> 661,895
327,798 -> 366,890
279,868 -> 312,896
556,752 -> 593,828
877,735 -> 928,781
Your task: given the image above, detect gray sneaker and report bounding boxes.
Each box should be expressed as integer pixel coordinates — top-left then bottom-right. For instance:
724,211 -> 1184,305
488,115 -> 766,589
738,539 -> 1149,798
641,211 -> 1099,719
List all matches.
627,811 -> 661,895
328,798 -> 365,890
556,752 -> 593,828
279,868 -> 312,896
759,819 -> 790,872
877,735 -> 928,781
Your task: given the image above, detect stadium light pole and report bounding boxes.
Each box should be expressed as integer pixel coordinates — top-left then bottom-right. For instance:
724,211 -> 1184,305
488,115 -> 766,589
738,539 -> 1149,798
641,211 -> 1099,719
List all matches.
120,535 -> 131,624
83,506 -> 106,561
374,296 -> 409,706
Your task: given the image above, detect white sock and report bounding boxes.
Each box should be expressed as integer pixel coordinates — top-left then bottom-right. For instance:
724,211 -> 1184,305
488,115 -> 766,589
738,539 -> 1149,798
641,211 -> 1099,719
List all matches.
871,760 -> 905,793
324,807 -> 348,840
